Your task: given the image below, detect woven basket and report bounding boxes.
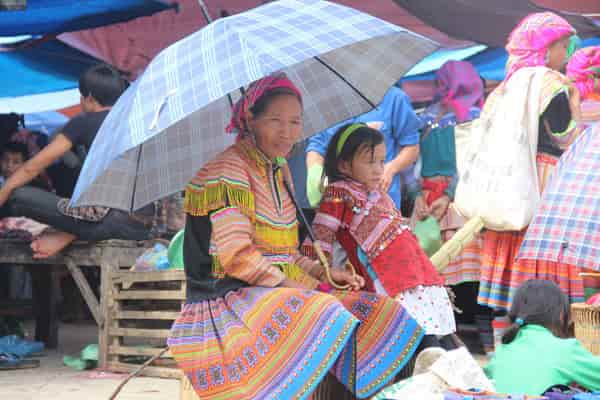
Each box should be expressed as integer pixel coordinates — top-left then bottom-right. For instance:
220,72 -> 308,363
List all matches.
571,303 -> 600,355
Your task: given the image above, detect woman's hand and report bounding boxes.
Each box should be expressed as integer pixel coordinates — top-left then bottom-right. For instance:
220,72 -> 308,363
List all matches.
330,268 -> 365,291
414,195 -> 430,220
430,195 -> 451,221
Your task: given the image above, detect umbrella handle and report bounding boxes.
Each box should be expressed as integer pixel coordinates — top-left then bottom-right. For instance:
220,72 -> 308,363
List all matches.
312,241 -> 357,290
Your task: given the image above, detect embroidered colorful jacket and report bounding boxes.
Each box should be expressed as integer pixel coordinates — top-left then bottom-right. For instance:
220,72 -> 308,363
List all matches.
183,138 -> 323,301
302,179 -> 443,294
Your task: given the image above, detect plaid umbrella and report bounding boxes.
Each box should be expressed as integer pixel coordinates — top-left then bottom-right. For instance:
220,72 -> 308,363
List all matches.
71,0 -> 438,211
518,123 -> 600,270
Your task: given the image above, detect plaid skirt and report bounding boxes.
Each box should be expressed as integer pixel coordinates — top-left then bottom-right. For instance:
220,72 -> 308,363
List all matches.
168,287 -> 423,400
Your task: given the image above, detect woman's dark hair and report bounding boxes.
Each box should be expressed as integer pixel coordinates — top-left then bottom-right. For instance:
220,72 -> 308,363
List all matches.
502,279 -> 571,344
249,87 -> 301,118
323,123 -> 384,184
1,141 -> 29,161
79,64 -> 129,107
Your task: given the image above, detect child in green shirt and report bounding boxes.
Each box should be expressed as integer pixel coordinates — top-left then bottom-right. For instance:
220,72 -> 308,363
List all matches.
485,280 -> 600,395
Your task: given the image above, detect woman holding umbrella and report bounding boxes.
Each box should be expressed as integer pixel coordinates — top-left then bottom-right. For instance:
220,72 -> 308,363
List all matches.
167,73 -> 425,400
477,12 -> 584,314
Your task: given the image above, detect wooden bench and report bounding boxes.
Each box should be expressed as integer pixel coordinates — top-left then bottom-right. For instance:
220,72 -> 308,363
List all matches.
0,239 -> 149,356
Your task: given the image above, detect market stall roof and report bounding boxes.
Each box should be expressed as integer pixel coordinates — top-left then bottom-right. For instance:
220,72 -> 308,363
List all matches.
393,0 -> 600,47
0,0 -> 175,36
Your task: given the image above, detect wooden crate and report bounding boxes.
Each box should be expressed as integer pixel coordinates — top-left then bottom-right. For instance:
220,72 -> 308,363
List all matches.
102,269 -> 186,378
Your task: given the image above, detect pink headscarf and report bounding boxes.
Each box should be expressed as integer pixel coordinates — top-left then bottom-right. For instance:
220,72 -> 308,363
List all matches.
226,72 -> 302,139
434,60 -> 484,123
567,46 -> 600,100
505,12 -> 575,81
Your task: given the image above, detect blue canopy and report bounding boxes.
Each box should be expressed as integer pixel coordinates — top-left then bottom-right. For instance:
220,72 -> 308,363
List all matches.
0,0 -> 175,36
1,40 -> 99,98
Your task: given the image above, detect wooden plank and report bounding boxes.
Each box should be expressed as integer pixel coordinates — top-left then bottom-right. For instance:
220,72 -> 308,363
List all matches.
109,327 -> 172,339
0,240 -> 148,267
112,270 -> 186,284
64,257 -> 103,326
108,345 -> 172,358
98,252 -> 114,370
112,290 -> 185,300
30,266 -> 60,349
106,362 -> 181,379
115,310 -> 181,320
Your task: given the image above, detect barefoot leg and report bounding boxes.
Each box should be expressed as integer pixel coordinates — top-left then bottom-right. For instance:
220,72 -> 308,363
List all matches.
31,231 -> 77,259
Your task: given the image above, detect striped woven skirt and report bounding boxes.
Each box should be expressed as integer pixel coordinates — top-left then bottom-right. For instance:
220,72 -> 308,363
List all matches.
477,229 -> 584,310
167,287 -> 423,400
439,205 -> 483,286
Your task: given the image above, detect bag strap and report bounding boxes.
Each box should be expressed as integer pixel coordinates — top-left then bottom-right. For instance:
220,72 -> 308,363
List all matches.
420,107 -> 447,142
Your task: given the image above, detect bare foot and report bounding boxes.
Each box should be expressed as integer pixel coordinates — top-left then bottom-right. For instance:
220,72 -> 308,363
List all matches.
30,231 -> 77,259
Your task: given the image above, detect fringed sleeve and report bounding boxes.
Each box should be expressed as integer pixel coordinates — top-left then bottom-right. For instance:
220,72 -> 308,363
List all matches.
210,206 -> 286,287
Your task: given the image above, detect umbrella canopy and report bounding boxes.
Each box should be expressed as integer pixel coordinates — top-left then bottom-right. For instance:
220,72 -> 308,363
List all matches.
71,0 -> 438,211
393,0 -> 600,47
518,124 -> 600,270
0,0 -> 175,36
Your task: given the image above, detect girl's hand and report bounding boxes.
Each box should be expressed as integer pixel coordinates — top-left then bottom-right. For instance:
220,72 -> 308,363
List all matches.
330,268 -> 365,291
430,195 -> 451,221
414,195 -> 430,220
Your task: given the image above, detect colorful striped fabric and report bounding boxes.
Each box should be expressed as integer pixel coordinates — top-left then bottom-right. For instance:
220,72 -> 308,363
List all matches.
168,287 -> 423,400
478,229 -> 584,310
442,234 -> 483,286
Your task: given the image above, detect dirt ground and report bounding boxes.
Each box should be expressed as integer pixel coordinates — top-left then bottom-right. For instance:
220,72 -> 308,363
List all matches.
0,322 -> 179,400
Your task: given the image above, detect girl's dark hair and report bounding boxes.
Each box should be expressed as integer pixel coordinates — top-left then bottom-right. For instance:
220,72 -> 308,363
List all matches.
502,279 -> 571,344
324,123 -> 384,184
249,87 -> 301,118
79,64 -> 129,107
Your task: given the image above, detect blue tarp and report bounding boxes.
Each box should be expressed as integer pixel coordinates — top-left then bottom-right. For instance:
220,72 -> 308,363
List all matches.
0,0 -> 175,36
0,39 -> 99,97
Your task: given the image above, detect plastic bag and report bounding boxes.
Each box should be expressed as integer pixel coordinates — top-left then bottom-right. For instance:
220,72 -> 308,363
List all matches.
131,243 -> 169,271
414,216 -> 443,257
